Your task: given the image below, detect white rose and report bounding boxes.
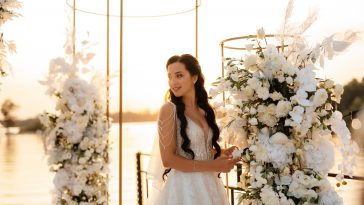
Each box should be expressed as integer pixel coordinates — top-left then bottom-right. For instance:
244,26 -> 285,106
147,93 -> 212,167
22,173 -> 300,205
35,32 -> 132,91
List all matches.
296,66 -> 317,92
282,66 -> 297,76
276,101 -> 292,118
257,86 -> 270,100
313,88 -> 328,107
318,188 -> 343,205
304,138 -> 335,173
244,54 -> 257,69
248,117 -> 258,125
247,77 -> 262,90
270,91 -> 284,101
289,106 -> 305,124
241,87 -> 255,101
270,132 -> 288,144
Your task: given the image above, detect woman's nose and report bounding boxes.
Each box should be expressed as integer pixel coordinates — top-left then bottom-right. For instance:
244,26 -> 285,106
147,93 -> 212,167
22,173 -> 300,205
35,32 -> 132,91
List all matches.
169,78 -> 177,86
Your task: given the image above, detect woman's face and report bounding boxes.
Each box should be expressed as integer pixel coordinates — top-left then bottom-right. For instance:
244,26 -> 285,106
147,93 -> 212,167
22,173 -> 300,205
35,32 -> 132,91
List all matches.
167,62 -> 197,97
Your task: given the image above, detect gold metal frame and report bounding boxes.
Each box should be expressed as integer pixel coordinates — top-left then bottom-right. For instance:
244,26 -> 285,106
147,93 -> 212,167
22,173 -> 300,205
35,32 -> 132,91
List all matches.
70,1 -> 199,204
120,1 -> 123,205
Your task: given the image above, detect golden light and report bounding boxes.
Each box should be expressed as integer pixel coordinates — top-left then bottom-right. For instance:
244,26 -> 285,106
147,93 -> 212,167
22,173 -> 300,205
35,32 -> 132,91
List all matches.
352,118 -> 362,130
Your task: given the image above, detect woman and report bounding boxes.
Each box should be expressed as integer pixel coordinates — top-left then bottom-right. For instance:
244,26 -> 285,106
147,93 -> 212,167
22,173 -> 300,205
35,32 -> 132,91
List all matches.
148,54 -> 240,205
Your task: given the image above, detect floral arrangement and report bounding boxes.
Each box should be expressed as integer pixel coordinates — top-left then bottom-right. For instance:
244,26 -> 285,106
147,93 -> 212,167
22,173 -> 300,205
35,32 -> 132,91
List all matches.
0,0 -> 21,136
210,2 -> 359,205
39,31 -> 110,205
0,0 -> 21,76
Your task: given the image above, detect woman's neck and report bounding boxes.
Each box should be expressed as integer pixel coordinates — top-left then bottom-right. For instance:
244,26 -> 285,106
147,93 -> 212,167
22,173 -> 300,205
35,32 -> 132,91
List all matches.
182,91 -> 198,110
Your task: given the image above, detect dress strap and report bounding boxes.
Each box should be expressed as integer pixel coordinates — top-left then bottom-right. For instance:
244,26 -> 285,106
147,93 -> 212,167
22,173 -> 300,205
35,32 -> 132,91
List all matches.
157,102 -> 177,149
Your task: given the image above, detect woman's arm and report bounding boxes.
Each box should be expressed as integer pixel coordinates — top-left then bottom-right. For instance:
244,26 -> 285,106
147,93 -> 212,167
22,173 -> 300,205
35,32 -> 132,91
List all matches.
158,103 -> 240,173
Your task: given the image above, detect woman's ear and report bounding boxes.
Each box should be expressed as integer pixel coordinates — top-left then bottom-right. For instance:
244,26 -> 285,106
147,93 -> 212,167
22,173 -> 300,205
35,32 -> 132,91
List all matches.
193,75 -> 198,84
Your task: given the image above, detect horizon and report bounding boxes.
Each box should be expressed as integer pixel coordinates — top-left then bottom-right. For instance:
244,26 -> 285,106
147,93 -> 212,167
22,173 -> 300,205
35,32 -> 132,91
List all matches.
0,0 -> 363,120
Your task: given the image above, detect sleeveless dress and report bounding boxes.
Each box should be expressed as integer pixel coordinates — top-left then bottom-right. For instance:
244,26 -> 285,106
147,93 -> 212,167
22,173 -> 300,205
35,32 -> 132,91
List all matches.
151,103 -> 229,205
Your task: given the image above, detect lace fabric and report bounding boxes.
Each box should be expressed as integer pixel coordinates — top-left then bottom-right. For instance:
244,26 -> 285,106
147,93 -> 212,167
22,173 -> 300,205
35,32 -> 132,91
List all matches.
147,102 -> 229,205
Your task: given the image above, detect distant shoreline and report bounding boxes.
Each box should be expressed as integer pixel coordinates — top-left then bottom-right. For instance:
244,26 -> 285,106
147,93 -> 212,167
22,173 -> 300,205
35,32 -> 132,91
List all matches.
110,111 -> 158,123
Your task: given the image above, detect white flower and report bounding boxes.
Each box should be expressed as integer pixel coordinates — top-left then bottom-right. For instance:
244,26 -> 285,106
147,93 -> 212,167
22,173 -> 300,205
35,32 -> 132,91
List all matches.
291,89 -> 312,106
270,132 -> 288,144
231,72 -> 239,81
209,87 -> 219,98
232,148 -> 244,159
53,169 -> 69,189
331,84 -> 344,103
260,185 -> 280,205
241,86 -> 255,101
267,133 -> 295,169
250,144 -> 269,163
256,86 -> 270,100
276,101 -> 292,118
257,27 -> 265,39
313,89 -> 328,107
245,54 -> 258,70
270,91 -> 284,101
248,117 -> 258,125
282,66 -> 297,76
250,107 -> 257,115
296,65 -> 318,92
289,106 -> 305,124
257,104 -> 278,127
324,79 -> 334,89
247,77 -> 262,90
318,188 -> 343,205
327,111 -> 351,144
304,138 -> 335,174
71,182 -> 83,195
62,121 -> 83,144
251,165 -> 268,188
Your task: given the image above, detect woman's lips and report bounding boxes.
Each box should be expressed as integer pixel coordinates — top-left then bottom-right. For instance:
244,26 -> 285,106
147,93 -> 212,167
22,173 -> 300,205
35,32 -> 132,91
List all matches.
172,87 -> 181,92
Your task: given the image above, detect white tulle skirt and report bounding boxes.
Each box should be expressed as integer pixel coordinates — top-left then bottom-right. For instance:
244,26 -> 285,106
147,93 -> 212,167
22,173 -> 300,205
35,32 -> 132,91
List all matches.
148,169 -> 229,205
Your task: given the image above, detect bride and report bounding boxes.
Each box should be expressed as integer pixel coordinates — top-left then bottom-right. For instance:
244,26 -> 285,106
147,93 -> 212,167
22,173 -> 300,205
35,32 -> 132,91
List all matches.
148,54 -> 241,205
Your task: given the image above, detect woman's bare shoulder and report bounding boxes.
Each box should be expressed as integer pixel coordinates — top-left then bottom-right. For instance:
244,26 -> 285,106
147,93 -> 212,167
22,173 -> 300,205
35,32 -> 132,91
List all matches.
159,102 -> 176,118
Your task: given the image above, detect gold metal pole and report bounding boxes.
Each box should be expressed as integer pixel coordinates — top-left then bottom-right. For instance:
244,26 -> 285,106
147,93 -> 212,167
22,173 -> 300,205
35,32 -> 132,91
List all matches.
119,0 -> 123,204
106,0 -> 110,204
106,0 -> 110,120
72,0 -> 76,64
195,0 -> 198,59
220,43 -> 229,197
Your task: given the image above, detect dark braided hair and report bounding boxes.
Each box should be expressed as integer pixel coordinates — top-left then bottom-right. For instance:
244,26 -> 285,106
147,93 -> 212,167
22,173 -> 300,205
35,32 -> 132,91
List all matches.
162,54 -> 221,180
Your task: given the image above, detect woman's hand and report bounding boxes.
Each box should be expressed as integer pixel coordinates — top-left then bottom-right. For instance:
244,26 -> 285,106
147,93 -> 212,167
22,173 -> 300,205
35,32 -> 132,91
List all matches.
221,146 -> 237,158
213,155 -> 241,173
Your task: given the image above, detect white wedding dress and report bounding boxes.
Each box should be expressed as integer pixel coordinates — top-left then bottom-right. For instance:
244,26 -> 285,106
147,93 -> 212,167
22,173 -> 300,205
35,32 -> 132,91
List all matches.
147,102 -> 229,205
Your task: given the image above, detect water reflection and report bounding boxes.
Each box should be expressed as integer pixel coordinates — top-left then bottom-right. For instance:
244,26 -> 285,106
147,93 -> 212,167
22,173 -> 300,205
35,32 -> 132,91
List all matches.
3,134 -> 16,172
0,124 -> 119,205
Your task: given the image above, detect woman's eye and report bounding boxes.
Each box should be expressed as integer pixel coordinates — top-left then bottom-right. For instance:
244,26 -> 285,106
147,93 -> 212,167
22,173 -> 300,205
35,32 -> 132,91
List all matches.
177,74 -> 183,78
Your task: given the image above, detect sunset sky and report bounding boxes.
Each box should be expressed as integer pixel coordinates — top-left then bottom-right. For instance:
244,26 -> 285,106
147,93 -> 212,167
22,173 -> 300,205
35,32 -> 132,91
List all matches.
1,0 -> 364,120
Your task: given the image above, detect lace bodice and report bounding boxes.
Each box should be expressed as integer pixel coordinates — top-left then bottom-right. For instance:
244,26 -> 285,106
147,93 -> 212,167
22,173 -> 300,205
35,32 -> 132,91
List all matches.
148,102 -> 229,205
174,107 -> 214,161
